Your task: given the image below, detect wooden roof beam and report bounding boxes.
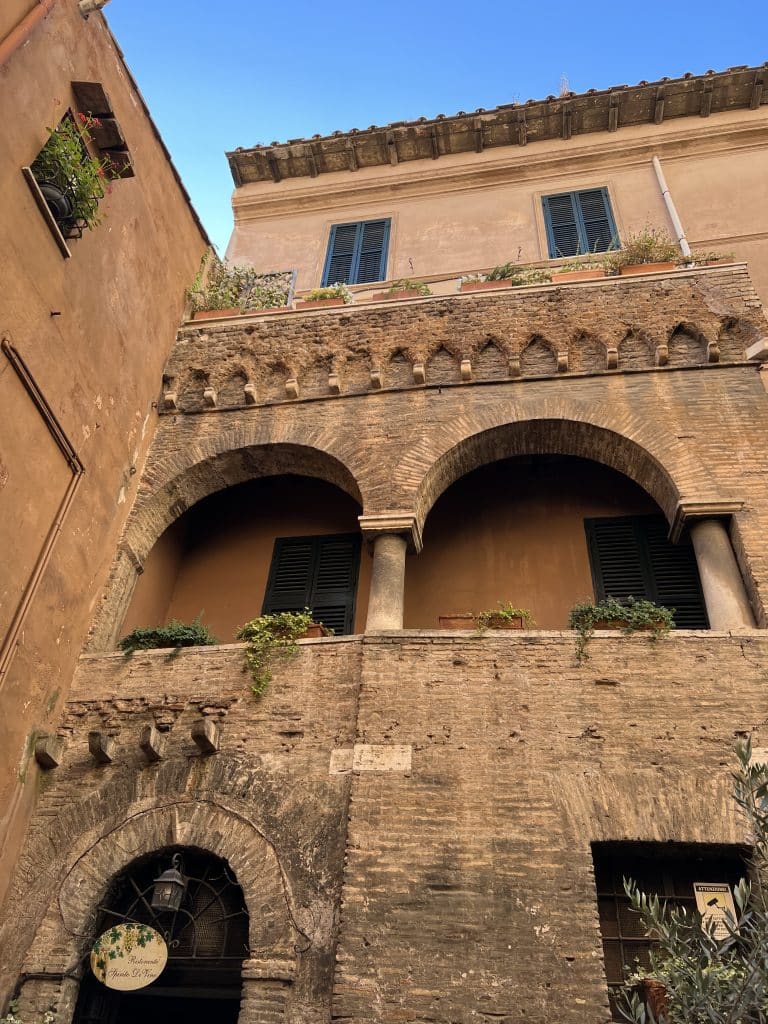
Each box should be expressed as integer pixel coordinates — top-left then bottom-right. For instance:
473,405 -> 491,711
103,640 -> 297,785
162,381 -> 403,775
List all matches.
654,88 -> 665,124
700,81 -> 714,117
562,104 -> 572,140
517,114 -> 527,146
266,152 -> 281,182
750,72 -> 764,110
608,94 -> 620,132
305,143 -> 319,178
474,117 -> 484,153
429,125 -> 440,159
346,139 -> 358,171
385,130 -> 399,165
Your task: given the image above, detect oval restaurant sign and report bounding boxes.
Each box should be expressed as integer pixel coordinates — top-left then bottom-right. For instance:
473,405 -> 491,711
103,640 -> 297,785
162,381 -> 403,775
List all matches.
91,923 -> 168,991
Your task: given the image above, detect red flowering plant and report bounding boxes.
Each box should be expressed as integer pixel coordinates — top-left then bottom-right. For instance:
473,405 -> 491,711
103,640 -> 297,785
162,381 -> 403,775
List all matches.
31,111 -> 117,233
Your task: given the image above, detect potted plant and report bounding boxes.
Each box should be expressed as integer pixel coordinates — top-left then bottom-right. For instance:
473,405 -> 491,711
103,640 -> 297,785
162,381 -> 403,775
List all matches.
119,617 -> 218,656
295,283 -> 354,309
551,258 -> 607,284
568,595 -> 674,662
676,249 -> 734,268
30,112 -> 114,238
236,609 -> 330,698
188,257 -> 292,318
604,226 -> 680,277
371,278 -> 432,300
438,604 -> 533,630
460,264 -> 552,292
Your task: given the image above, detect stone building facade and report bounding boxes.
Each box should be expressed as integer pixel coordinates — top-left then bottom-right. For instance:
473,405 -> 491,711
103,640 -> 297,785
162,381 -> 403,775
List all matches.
3,50 -> 768,1024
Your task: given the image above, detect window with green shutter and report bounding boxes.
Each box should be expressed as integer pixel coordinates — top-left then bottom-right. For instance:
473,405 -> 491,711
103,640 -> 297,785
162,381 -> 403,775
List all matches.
584,515 -> 709,628
262,534 -> 361,635
322,219 -> 390,286
542,188 -> 618,258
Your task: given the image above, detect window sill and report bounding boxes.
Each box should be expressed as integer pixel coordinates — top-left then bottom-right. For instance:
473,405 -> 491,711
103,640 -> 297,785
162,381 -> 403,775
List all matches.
22,166 -> 72,260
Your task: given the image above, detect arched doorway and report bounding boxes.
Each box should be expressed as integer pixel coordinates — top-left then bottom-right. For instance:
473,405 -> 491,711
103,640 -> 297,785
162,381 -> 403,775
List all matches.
73,847 -> 248,1024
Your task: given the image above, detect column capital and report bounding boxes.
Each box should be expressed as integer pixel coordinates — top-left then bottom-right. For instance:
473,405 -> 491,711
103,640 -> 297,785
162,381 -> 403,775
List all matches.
669,500 -> 744,543
358,512 -> 422,553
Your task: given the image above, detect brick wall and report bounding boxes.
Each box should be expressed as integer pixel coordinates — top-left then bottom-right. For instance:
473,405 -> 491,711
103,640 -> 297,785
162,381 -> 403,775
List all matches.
2,632 -> 766,1023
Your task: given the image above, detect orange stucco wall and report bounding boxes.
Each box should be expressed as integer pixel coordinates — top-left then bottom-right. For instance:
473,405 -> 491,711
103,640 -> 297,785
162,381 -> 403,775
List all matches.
404,457 -> 659,629
123,477 -> 372,641
0,7 -> 206,899
227,107 -> 768,303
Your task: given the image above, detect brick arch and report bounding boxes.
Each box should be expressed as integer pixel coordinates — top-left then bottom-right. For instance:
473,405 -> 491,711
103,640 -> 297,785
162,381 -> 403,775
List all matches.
88,435 -> 366,649
405,398 -> 716,531
1,762 -> 322,1002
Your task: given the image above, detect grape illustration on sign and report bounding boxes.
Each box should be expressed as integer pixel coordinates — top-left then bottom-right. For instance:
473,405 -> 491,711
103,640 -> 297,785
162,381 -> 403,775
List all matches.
91,923 -> 168,990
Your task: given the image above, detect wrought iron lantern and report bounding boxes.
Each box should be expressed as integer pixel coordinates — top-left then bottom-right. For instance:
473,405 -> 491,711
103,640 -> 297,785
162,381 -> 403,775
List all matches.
150,853 -> 186,912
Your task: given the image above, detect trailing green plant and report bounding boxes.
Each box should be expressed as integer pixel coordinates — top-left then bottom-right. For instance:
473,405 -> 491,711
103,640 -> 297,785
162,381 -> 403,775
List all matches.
603,226 -> 680,275
485,263 -> 552,285
31,112 -> 116,230
568,595 -> 674,662
0,1001 -> 55,1024
555,257 -> 607,273
302,282 -> 354,304
616,739 -> 768,1023
119,617 -> 218,656
386,278 -> 431,296
476,602 -> 534,629
236,609 -> 314,698
188,256 -> 291,312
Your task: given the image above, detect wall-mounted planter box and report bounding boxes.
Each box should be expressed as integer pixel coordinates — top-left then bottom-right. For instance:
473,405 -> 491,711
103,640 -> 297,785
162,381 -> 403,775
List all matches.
460,279 -> 510,293
244,306 -> 290,315
551,269 -> 606,283
192,308 -> 243,320
295,298 -> 346,310
371,289 -> 427,301
619,261 -> 676,276
590,619 -> 665,632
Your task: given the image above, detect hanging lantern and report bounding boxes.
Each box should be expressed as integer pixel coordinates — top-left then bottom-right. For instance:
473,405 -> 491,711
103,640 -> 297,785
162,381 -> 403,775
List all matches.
150,853 -> 186,912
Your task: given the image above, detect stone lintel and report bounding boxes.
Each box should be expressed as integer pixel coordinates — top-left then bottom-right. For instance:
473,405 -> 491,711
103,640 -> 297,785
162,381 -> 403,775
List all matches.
670,500 -> 745,543
358,513 -> 422,552
746,336 -> 768,361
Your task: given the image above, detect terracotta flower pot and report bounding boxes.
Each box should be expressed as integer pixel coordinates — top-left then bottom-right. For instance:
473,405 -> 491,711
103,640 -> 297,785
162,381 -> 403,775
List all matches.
295,298 -> 346,310
619,261 -> 676,276
551,269 -> 607,283
634,978 -> 669,1019
371,289 -> 426,301
301,622 -> 331,638
243,305 -> 289,315
192,308 -> 242,320
438,615 -> 476,629
460,279 -> 511,292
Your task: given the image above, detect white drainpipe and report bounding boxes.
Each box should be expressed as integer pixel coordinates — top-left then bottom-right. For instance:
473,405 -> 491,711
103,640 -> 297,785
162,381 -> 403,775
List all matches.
652,155 -> 691,258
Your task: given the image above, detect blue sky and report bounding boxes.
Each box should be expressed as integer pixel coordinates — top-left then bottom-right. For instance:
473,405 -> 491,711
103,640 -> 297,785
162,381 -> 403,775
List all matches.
107,1 -> 766,255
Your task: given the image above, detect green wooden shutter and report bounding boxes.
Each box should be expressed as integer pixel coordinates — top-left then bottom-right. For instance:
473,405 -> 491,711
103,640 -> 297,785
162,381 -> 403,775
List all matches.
575,188 -> 616,252
543,193 -> 581,258
322,220 -> 390,286
355,219 -> 389,283
262,534 -> 361,635
585,516 -> 708,629
323,223 -> 358,285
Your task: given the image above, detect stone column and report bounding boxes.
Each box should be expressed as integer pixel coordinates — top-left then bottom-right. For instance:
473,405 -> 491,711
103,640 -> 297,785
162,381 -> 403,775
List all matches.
689,519 -> 755,629
358,514 -> 422,632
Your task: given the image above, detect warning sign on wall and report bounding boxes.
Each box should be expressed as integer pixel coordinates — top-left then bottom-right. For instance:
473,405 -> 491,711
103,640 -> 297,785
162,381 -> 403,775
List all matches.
693,883 -> 737,939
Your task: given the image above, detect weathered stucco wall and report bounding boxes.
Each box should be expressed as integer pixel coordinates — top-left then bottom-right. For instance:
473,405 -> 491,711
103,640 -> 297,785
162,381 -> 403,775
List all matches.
226,107 -> 768,302
0,5 -> 207,901
2,632 -> 766,1023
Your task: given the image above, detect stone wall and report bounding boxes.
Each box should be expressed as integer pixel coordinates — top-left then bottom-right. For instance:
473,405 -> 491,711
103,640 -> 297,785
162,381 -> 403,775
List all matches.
2,631 -> 767,1023
165,266 -> 763,414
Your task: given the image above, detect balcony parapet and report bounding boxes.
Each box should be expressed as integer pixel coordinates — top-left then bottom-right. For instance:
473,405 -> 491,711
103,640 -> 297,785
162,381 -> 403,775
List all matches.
163,263 -> 766,415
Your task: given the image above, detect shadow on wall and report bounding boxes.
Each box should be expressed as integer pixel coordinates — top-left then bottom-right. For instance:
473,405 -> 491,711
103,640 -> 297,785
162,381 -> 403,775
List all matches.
404,455 -> 660,629
122,475 -> 372,641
